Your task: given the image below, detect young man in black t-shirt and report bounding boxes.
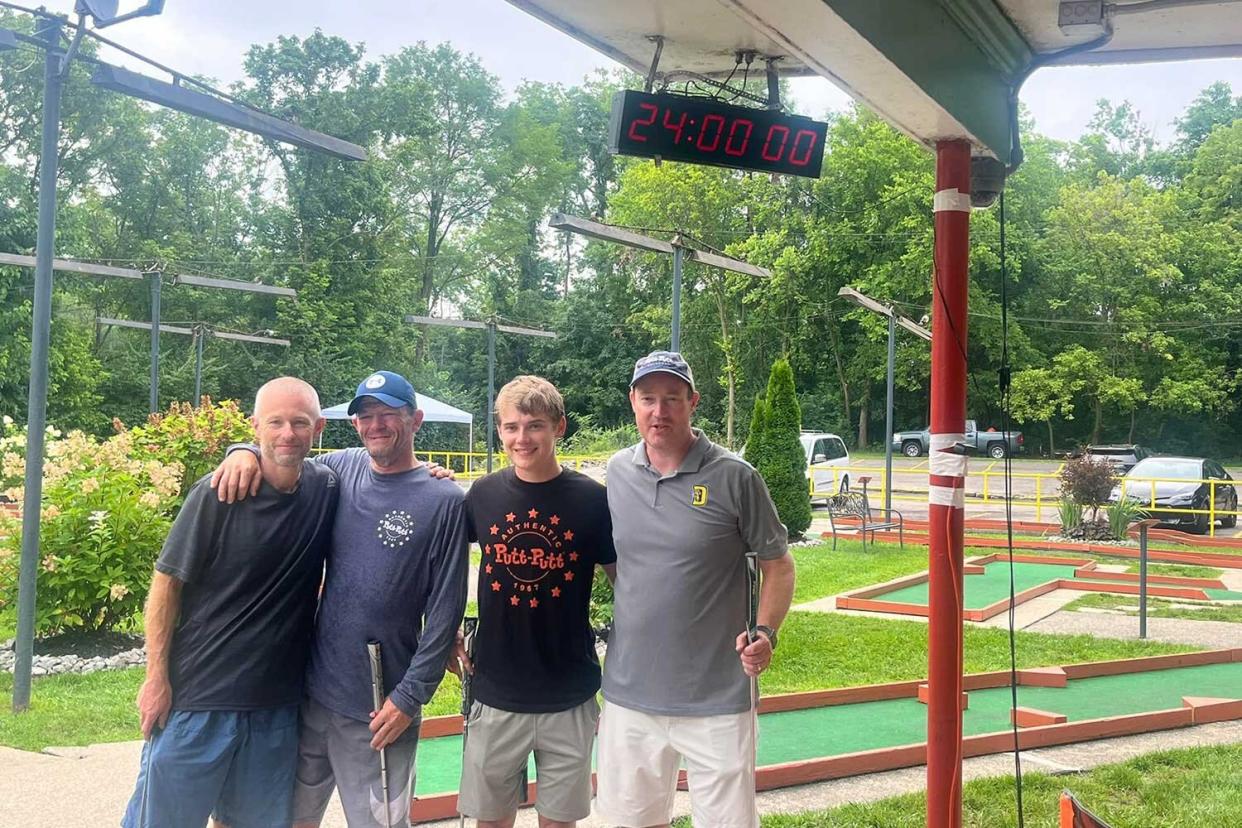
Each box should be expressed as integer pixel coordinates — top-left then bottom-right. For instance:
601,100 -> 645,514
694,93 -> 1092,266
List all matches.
451,376 -> 616,828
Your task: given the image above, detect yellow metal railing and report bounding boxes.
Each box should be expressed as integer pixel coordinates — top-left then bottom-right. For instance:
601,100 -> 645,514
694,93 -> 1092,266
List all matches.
808,466 -> 1240,536
311,448 -> 611,481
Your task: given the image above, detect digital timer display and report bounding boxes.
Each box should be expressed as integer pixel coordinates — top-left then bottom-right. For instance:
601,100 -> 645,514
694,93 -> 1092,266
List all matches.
607,90 -> 827,178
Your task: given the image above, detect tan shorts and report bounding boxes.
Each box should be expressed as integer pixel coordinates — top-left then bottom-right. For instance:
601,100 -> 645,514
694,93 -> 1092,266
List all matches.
594,701 -> 758,828
457,697 -> 600,822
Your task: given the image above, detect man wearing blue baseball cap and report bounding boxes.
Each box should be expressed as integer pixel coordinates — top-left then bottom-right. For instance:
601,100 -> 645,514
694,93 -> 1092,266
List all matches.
212,370 -> 468,827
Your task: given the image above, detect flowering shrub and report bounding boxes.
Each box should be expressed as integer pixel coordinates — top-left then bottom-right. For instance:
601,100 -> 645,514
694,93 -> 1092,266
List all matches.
0,426 -> 183,634
121,398 -> 254,502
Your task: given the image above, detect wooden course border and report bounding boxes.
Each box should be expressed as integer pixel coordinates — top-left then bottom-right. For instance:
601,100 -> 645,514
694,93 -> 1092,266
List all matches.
834,553 -> 1225,621
822,527 -> 1242,569
408,649 -> 1242,821
888,516 -> 1242,551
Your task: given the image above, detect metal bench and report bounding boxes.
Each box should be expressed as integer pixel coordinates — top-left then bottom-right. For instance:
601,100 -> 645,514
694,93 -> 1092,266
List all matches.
825,477 -> 904,550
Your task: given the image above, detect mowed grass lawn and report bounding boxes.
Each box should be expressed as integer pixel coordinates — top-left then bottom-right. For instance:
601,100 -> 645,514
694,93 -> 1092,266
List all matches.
671,744 -> 1242,826
0,540 -> 1205,751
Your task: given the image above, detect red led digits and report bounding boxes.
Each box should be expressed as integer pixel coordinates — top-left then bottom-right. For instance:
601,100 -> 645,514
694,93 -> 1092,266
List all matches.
662,108 -> 688,144
627,102 -> 658,142
788,129 -> 819,167
760,124 -> 790,162
724,118 -> 753,157
695,114 -> 725,152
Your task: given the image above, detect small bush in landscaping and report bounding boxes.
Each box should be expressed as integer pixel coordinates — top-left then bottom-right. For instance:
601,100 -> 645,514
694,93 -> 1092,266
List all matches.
0,429 -> 182,634
121,398 -> 253,501
1057,497 -> 1081,533
561,413 -> 638,455
1058,455 -> 1117,523
745,359 -> 812,538
1106,497 -> 1143,540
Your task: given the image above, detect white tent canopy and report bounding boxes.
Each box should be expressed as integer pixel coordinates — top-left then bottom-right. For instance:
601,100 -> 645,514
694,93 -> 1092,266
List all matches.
321,393 -> 475,452
321,393 -> 473,425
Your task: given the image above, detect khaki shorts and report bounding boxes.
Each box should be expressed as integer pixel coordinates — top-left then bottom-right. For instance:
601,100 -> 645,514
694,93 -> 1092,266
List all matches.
291,697 -> 421,828
457,697 -> 600,822
594,701 -> 758,828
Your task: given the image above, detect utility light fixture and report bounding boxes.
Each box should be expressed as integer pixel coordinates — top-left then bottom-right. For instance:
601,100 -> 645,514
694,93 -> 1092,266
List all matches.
75,0 -> 166,28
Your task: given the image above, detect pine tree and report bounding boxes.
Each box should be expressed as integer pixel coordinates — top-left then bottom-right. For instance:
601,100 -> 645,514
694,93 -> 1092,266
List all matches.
748,358 -> 812,538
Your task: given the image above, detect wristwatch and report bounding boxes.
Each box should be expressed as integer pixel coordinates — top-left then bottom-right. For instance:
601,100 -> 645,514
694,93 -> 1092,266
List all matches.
754,624 -> 778,651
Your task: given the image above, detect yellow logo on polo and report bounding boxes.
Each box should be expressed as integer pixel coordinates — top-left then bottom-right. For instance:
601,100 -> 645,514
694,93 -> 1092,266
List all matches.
691,485 -> 709,506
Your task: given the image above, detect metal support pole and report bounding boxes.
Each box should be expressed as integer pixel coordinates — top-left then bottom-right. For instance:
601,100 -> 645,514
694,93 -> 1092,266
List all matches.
1139,523 -> 1149,639
193,324 -> 205,404
885,314 -> 896,515
486,320 -> 496,474
671,244 -> 683,352
927,139 -> 971,828
148,273 -> 162,413
14,16 -> 65,713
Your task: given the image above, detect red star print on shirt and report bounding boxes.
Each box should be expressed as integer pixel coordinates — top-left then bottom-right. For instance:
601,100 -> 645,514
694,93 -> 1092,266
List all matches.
510,595 -> 520,606
568,551 -> 579,562
491,580 -> 501,591
489,524 -> 499,535
485,564 -> 493,574
529,597 -> 539,608
550,515 -> 560,525
528,508 -> 538,519
563,529 -> 574,541
505,512 -> 515,523
551,587 -> 561,598
564,571 -> 574,582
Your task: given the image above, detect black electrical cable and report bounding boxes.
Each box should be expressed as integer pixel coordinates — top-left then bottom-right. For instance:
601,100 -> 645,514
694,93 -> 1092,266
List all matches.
998,191 -> 1026,826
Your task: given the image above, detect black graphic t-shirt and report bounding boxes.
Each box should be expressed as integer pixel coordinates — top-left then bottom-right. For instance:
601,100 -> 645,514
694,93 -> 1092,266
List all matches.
465,466 -> 616,713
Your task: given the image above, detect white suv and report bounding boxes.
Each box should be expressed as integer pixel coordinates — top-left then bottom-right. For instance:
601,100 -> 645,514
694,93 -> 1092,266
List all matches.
800,432 -> 851,499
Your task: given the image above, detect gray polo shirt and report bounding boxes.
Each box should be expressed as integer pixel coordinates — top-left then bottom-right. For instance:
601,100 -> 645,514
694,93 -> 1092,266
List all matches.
602,430 -> 788,716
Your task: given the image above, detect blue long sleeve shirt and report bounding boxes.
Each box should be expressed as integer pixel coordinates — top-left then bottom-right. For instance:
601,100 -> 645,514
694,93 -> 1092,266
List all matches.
303,448 -> 468,720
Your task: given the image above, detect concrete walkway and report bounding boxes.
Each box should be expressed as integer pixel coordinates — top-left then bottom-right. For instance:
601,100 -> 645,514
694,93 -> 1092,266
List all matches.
5,721 -> 1238,828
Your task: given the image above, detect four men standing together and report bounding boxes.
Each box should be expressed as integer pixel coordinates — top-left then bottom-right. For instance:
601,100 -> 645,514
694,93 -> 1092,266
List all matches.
124,351 -> 795,828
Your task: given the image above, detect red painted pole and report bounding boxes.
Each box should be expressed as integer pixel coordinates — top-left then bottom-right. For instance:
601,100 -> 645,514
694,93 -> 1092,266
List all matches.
927,139 -> 971,828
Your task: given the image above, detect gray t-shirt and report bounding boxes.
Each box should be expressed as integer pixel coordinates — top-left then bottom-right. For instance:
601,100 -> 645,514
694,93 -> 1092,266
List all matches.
156,463 -> 338,711
304,448 -> 469,721
603,431 -> 788,716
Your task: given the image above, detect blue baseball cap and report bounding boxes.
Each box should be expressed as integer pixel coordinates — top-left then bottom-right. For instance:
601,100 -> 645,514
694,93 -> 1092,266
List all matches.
630,350 -> 696,392
347,371 -> 418,415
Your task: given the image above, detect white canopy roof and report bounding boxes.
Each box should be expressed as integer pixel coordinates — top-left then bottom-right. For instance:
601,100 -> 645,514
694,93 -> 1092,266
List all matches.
322,393 -> 473,425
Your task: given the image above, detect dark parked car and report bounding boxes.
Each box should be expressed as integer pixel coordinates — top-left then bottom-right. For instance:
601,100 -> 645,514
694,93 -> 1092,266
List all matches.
1109,456 -> 1237,534
1082,444 -> 1152,474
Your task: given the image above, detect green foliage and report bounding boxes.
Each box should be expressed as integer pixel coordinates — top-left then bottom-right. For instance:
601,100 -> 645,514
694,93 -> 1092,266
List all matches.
589,567 -> 614,631
123,399 -> 254,501
1106,496 -> 1143,540
1057,497 -> 1082,534
560,413 -> 638,455
1058,455 -> 1118,522
747,359 -> 811,537
0,429 -> 182,635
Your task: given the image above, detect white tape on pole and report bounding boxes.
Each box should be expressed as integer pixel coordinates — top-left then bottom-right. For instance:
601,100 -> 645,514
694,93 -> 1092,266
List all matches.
929,433 -> 968,478
933,188 -> 972,213
929,485 -> 965,508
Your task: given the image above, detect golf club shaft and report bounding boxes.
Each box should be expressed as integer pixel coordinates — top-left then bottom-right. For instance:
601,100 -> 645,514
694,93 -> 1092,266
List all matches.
459,617 -> 478,828
367,641 -> 393,828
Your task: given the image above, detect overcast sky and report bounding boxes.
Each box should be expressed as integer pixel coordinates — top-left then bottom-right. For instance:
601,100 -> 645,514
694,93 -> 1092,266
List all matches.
42,0 -> 1242,144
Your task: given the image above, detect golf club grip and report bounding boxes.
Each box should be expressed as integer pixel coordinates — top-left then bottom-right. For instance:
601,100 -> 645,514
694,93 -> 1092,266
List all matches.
745,552 -> 760,643
460,616 -> 478,718
367,640 -> 385,712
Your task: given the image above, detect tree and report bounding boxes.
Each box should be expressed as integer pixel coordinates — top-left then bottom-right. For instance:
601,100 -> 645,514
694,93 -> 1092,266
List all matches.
747,359 -> 811,538
1008,367 -> 1074,455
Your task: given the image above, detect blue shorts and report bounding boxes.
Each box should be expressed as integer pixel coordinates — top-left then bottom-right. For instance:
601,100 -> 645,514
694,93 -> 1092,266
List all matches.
121,705 -> 299,828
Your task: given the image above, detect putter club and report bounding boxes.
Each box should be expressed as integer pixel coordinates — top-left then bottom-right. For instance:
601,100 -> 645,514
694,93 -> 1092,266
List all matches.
367,640 -> 393,828
459,617 -> 478,828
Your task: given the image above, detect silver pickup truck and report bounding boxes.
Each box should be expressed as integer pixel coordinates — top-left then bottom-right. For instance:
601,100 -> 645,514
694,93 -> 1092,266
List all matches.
892,420 -> 1024,459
